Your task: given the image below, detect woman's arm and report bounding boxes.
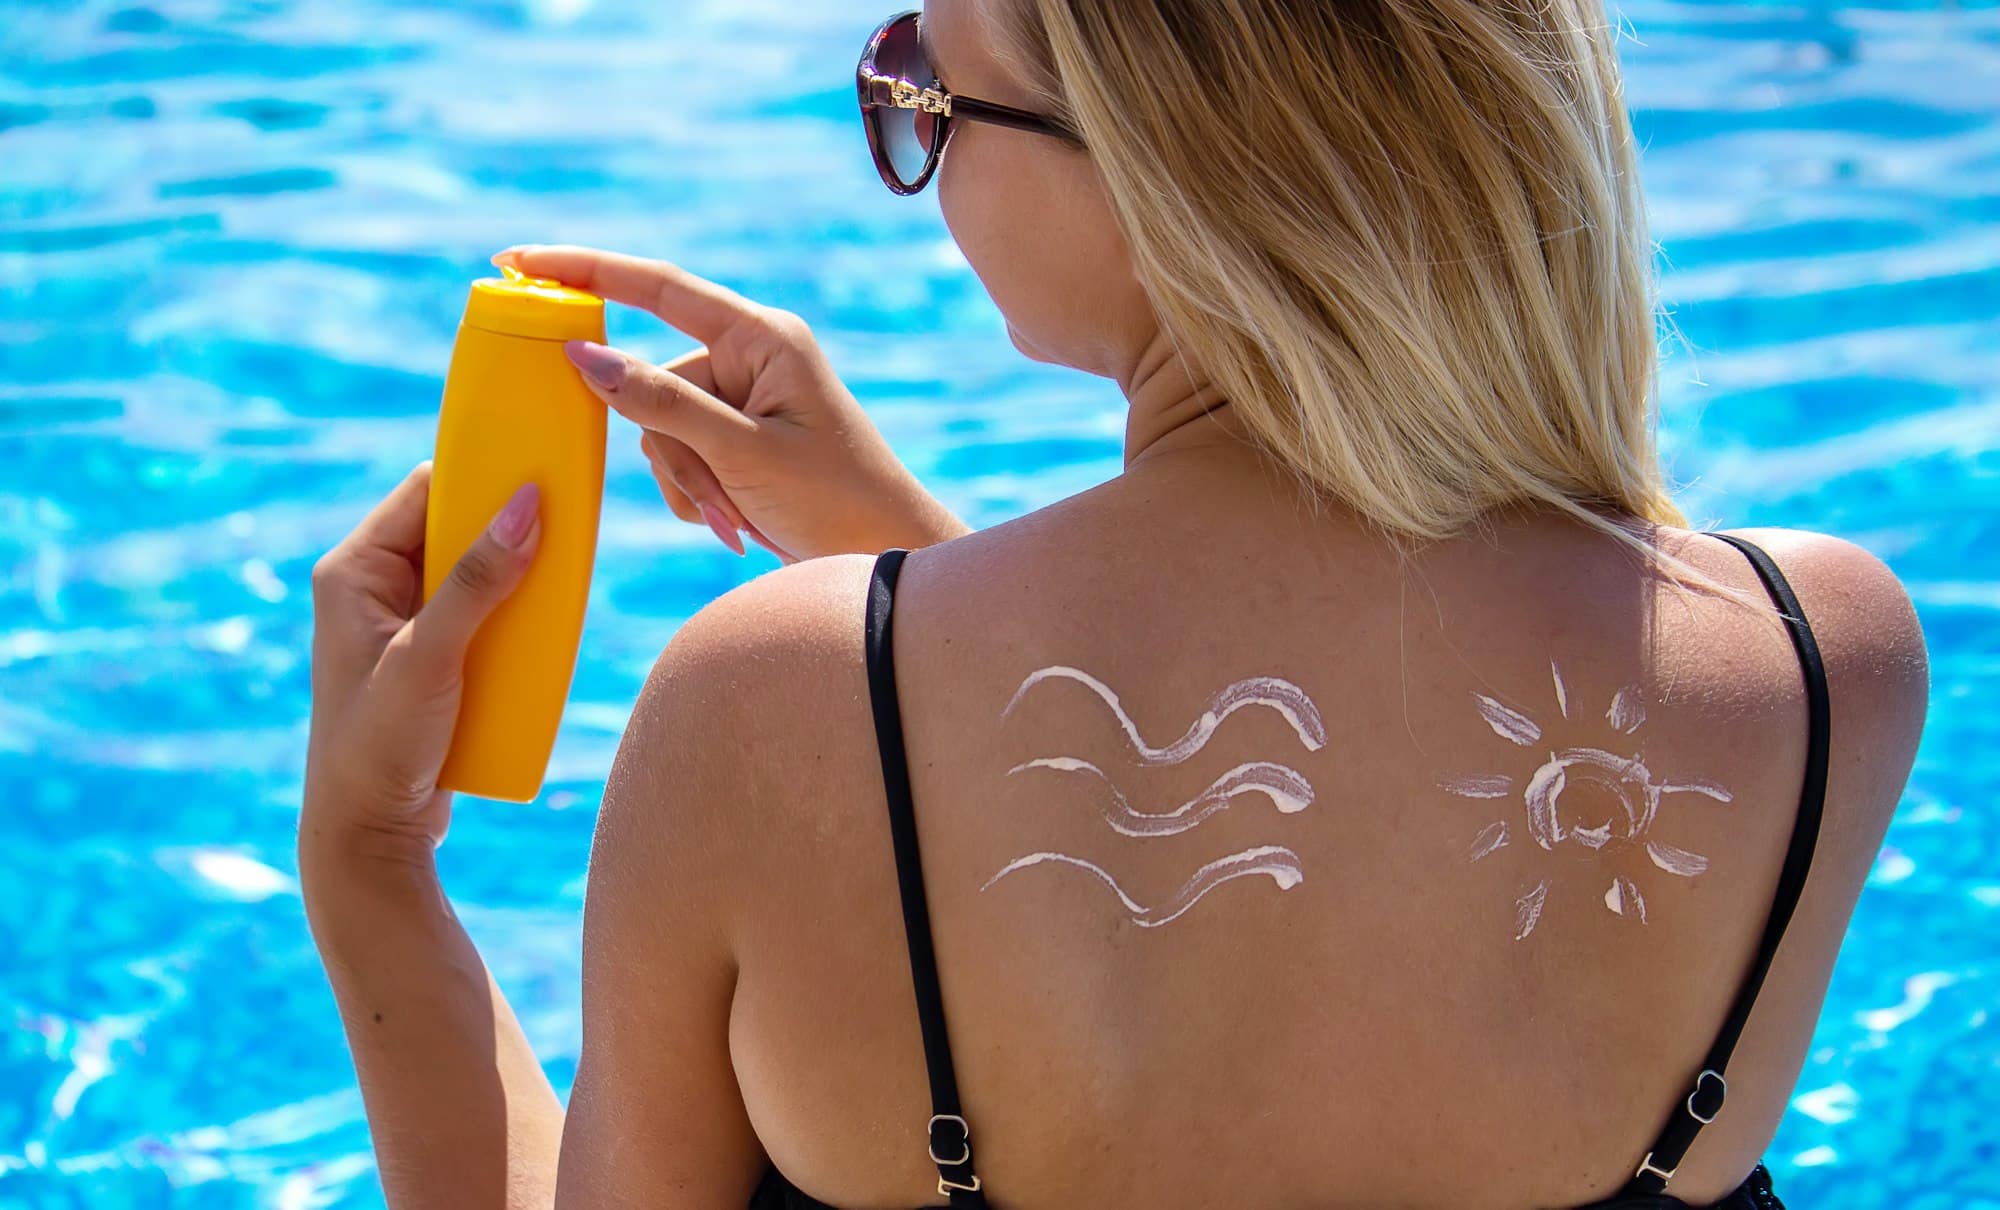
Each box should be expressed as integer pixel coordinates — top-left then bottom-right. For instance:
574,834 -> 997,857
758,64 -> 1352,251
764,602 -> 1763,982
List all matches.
302,465 -> 568,1207
303,461 -> 787,1208
302,838 -> 564,1209
549,585 -> 780,1207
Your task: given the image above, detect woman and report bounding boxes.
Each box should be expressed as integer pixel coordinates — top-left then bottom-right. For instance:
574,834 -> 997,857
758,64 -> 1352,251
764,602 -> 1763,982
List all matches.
301,0 -> 1929,1206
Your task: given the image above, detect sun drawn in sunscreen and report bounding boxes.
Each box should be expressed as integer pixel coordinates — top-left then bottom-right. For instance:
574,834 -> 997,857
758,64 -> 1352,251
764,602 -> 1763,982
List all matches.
1442,660 -> 1731,940
991,667 -> 1325,928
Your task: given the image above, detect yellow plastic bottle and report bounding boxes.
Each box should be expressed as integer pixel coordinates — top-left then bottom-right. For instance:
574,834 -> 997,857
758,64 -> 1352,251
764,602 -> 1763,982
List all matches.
422,265 -> 607,802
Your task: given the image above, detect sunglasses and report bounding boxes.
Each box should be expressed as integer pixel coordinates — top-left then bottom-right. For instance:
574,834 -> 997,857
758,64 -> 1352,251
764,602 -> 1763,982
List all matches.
856,9 -> 1083,195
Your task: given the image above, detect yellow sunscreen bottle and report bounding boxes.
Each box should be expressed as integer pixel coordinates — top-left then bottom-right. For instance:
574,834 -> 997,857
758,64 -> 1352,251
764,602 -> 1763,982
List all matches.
422,266 -> 607,802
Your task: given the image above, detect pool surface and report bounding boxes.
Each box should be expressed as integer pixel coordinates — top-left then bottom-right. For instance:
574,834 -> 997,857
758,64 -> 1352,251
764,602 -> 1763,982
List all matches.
1,1 -> 1996,1206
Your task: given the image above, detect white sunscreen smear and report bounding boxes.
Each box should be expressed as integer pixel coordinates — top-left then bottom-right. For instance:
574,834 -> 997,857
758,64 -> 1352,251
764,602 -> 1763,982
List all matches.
982,844 -> 1306,928
1605,874 -> 1649,921
1515,880 -> 1550,941
1009,757 -> 1313,838
1444,660 -> 1734,940
1474,693 -> 1543,747
996,667 -> 1326,928
1004,666 -> 1327,765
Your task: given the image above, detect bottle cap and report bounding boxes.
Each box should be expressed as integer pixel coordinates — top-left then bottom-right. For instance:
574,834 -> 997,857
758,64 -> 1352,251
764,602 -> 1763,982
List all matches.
461,265 -> 606,342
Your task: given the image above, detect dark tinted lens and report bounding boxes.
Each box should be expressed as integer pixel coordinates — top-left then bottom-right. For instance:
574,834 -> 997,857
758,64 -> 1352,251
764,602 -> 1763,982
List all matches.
875,16 -> 936,186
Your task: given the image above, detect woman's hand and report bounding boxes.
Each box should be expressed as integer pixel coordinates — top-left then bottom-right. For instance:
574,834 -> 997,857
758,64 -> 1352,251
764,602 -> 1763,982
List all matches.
494,244 -> 969,563
301,462 -> 539,868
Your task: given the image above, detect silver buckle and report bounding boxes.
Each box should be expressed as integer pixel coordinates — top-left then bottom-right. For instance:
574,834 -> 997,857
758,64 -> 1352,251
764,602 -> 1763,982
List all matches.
926,1113 -> 972,1166
938,1173 -> 984,1195
1635,1152 -> 1678,1182
1688,1069 -> 1727,1125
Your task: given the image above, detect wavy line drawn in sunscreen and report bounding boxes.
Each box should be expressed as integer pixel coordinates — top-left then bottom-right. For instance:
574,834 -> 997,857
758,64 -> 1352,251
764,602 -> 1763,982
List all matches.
995,667 -> 1326,929
1004,666 -> 1326,765
1442,661 -> 1732,940
1009,758 -> 1313,838
981,845 -> 1306,928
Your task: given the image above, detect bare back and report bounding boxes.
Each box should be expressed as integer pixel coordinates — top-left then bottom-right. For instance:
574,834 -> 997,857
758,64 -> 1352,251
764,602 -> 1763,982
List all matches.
718,441 -> 1924,1208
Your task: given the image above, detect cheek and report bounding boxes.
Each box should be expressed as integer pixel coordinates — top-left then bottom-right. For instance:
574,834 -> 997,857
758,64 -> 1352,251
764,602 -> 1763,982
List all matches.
938,128 -> 1142,376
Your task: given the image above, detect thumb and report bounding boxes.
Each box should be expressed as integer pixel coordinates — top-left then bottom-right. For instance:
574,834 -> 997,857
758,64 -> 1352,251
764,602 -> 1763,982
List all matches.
564,340 -> 757,461
404,482 -> 541,677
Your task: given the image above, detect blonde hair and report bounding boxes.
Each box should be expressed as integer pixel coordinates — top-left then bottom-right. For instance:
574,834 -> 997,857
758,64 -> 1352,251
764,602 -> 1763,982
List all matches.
992,0 -> 1754,603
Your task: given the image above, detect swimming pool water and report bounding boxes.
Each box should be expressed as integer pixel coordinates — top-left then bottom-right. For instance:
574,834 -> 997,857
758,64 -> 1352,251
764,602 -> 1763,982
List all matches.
1,1 -> 1995,1206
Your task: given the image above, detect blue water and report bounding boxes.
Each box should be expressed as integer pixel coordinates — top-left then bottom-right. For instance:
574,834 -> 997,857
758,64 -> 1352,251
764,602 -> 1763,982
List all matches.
0,0 -> 1995,1205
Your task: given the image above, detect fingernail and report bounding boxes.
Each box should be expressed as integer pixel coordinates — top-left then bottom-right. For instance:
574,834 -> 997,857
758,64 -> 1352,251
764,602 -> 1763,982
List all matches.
491,244 -> 537,266
490,483 -> 540,549
565,340 -> 627,391
699,503 -> 746,556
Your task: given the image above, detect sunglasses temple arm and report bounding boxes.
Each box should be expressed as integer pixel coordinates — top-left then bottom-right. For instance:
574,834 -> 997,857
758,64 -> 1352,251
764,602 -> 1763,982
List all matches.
950,96 -> 1083,146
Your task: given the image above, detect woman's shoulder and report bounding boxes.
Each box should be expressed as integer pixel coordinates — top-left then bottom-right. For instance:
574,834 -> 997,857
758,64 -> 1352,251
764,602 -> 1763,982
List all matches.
616,551 -> 884,810
593,553 -> 893,934
1685,523 -> 1916,620
1678,524 -> 1928,746
660,552 -> 882,682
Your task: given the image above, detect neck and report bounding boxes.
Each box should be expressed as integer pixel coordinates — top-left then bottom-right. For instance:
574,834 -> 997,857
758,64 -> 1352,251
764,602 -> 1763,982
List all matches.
1118,326 -> 1242,470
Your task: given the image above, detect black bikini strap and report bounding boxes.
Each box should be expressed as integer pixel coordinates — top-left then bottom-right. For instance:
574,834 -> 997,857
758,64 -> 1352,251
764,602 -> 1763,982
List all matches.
1623,532 -> 1832,1196
863,549 -> 988,1207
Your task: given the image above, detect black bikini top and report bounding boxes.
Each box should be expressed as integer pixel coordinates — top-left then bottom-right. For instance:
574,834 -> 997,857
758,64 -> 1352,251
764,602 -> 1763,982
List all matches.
753,531 -> 1825,1209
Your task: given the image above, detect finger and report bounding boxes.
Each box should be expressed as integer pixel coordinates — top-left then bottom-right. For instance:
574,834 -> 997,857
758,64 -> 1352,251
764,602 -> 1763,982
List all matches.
640,434 -> 744,556
340,461 -> 433,559
565,340 -> 758,457
643,429 -> 741,528
741,519 -> 794,564
639,432 -> 701,524
658,346 -> 717,398
640,430 -> 747,555
494,245 -> 751,345
313,462 -> 434,606
397,482 -> 541,678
